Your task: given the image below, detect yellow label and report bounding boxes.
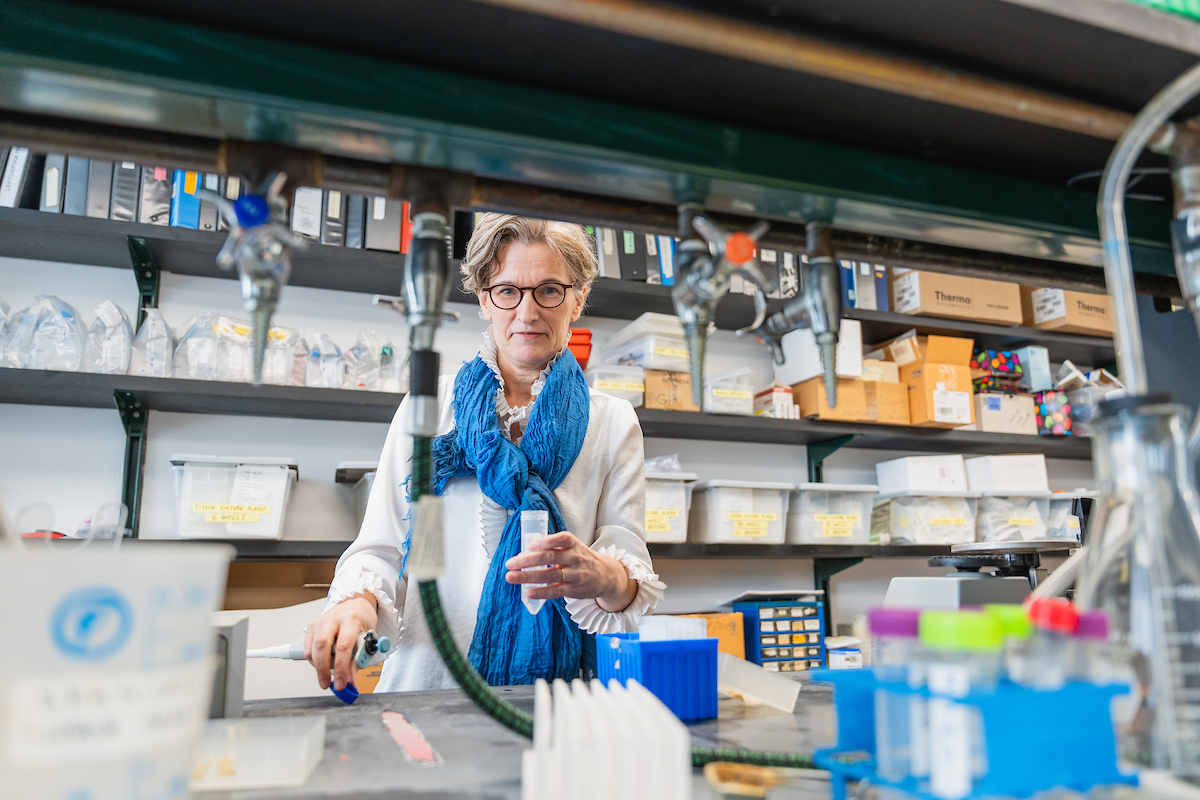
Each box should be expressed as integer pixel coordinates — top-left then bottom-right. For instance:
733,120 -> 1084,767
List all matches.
1008,517 -> 1037,526
204,512 -> 260,523
646,520 -> 672,533
929,517 -> 968,526
814,514 -> 860,522
1067,518 -> 1081,530
712,388 -> 752,399
816,514 -> 859,537
596,380 -> 645,392
646,509 -> 681,518
268,327 -> 292,342
655,346 -> 688,359
732,525 -> 769,538
192,503 -> 271,513
729,513 -> 778,522
184,171 -> 198,194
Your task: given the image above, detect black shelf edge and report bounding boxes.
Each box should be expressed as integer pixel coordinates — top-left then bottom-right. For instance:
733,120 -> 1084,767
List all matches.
635,408 -> 1094,459
647,543 -> 1037,559
0,207 -> 1115,363
168,538 -> 353,561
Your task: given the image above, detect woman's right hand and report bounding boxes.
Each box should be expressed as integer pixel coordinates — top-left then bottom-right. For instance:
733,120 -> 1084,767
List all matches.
305,593 -> 379,692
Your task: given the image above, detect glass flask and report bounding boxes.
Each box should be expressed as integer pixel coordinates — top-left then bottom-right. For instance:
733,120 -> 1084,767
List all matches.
1076,393 -> 1200,779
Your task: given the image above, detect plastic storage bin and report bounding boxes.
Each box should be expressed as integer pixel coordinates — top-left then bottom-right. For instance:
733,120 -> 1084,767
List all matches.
787,483 -> 879,545
596,632 -> 718,721
976,492 -> 1052,542
585,363 -> 645,407
702,366 -> 754,416
335,461 -> 378,530
732,597 -> 826,671
191,716 -> 326,791
877,491 -> 979,544
1047,491 -> 1096,542
645,471 -> 697,543
690,480 -> 793,544
171,454 -> 297,539
600,312 -> 690,373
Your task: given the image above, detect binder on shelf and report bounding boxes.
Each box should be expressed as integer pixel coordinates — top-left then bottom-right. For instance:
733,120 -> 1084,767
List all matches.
169,169 -> 201,229
874,265 -> 890,312
320,189 -> 346,246
198,173 -> 220,231
618,229 -> 647,281
595,227 -> 621,278
838,259 -> 855,307
645,233 -> 661,285
85,160 -> 113,219
39,154 -> 65,213
291,186 -> 322,239
345,195 -> 366,249
109,160 -> 140,221
138,166 -> 171,226
365,196 -> 401,252
780,252 -> 800,300
400,201 -> 413,254
218,176 -> 242,230
761,248 -> 780,299
18,153 -> 46,209
62,156 -> 89,216
452,209 -> 475,260
0,147 -> 7,180
657,234 -> 676,287
853,261 -> 876,310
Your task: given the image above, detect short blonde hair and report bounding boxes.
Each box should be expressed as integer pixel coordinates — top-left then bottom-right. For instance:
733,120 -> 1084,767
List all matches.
460,214 -> 599,297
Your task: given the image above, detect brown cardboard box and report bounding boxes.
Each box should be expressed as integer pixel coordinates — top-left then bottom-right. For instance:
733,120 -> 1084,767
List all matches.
644,370 -> 700,411
884,334 -> 976,428
794,377 -> 867,421
861,359 -> 900,383
863,381 -> 910,425
1019,286 -> 1113,336
891,269 -> 1022,325
956,393 -> 1037,435
680,612 -> 745,659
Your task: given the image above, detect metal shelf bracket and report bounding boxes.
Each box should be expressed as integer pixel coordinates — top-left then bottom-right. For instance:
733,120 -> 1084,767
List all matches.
128,235 -> 160,328
807,434 -> 855,482
114,390 -> 148,538
813,556 -> 863,638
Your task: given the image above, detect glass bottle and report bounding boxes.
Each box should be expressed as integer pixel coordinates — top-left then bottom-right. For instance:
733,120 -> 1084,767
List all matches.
1076,393 -> 1200,780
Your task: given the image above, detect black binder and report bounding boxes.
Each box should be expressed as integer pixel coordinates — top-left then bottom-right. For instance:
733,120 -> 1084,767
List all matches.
62,156 -> 89,216
85,159 -> 112,219
320,189 -> 346,246
109,161 -> 140,221
139,166 -> 172,226
345,195 -> 366,249
198,173 -> 221,232
617,229 -> 647,281
39,154 -> 65,213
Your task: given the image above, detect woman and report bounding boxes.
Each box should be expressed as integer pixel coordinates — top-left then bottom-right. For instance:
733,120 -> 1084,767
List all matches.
306,214 -> 664,693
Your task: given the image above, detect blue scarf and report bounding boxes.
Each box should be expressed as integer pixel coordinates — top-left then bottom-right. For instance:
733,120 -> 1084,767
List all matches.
430,348 -> 591,685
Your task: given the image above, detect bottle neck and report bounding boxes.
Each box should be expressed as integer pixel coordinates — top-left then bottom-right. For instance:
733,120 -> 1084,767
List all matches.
1092,405 -> 1190,495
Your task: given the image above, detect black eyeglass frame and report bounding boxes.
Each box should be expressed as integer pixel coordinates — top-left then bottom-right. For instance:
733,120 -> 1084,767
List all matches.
482,282 -> 576,310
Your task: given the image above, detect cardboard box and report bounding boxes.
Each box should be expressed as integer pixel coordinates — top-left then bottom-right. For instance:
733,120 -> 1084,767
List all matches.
881,333 -> 976,428
1013,346 -> 1052,392
794,377 -> 867,422
1020,286 -> 1113,337
875,455 -> 969,494
773,319 -> 863,386
863,381 -> 909,425
957,393 -> 1038,436
966,454 -> 1049,493
644,370 -> 700,411
861,359 -> 899,383
891,269 -> 1022,325
679,612 -> 745,659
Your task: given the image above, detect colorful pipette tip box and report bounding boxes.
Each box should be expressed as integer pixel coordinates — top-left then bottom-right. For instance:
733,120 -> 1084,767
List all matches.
1035,390 -> 1073,436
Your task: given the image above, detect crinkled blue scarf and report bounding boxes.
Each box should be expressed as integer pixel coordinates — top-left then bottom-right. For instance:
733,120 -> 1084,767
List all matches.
430,348 -> 591,685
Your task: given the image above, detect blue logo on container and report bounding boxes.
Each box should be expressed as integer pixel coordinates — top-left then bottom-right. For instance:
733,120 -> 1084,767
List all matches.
51,587 -> 133,660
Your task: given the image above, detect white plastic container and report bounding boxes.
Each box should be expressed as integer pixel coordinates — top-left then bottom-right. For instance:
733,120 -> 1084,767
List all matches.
964,454 -> 1049,493
645,471 -> 698,543
600,311 -> 690,372
335,461 -> 378,530
689,480 -> 793,544
586,363 -> 645,407
702,366 -> 754,416
787,483 -> 879,545
1047,491 -> 1096,542
876,455 -> 968,495
878,491 -> 980,545
191,716 -> 325,791
975,491 -> 1052,542
171,453 -> 298,540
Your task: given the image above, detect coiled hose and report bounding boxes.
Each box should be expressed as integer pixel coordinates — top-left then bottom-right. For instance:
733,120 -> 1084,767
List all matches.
411,434 -> 815,770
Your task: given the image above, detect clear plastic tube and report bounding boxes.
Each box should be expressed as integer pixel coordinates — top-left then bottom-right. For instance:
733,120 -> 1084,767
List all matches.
521,510 -> 550,615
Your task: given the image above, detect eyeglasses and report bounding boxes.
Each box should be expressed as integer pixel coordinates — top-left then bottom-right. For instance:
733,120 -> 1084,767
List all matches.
483,282 -> 574,310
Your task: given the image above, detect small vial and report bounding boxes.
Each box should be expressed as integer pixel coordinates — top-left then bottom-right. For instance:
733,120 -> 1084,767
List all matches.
1023,597 -> 1081,690
868,607 -> 927,781
1068,611 -> 1110,683
521,510 -> 550,615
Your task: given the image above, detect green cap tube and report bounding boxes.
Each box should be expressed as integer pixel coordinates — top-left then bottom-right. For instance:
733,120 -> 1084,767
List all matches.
919,610 -> 1004,652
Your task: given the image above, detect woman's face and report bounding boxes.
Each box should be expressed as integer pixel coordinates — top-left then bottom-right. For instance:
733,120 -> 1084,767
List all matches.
479,241 -> 586,372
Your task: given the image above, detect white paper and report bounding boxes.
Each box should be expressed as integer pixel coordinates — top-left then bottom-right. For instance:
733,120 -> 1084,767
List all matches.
291,187 -> 323,237
932,389 -> 972,424
225,465 -> 289,537
1031,287 -> 1067,324
893,271 -> 920,314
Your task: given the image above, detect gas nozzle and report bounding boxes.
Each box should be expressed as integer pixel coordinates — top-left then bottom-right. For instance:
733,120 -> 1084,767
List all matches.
743,222 -> 841,407
202,173 -> 308,385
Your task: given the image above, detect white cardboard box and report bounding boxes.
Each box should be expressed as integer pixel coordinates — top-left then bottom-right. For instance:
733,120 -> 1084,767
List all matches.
965,454 -> 1049,493
875,455 -> 968,495
773,319 -> 863,387
956,393 -> 1037,435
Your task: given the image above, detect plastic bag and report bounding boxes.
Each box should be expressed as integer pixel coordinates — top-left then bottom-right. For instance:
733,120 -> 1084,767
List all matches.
213,316 -> 252,382
290,335 -> 310,387
306,334 -> 344,388
378,341 -> 409,393
1,295 -> 86,371
82,300 -> 134,375
129,308 -> 176,378
644,453 -> 684,473
174,314 -> 253,382
261,325 -> 301,386
343,330 -> 383,390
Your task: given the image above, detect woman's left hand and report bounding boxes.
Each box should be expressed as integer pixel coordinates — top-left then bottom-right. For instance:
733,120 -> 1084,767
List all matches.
505,531 -> 637,611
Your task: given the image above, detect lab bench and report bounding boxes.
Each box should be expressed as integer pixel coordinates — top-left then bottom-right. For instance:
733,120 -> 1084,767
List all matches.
211,684 -> 835,799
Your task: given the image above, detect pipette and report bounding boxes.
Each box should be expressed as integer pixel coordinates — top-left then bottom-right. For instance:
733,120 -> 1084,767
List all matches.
248,629 -> 391,704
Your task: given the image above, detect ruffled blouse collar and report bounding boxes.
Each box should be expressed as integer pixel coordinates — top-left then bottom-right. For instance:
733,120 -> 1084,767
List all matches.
479,327 -> 566,443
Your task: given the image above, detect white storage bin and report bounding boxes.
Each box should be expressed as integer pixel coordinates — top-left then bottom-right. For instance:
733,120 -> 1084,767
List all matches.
878,491 -> 980,545
690,480 -> 793,544
1047,491 -> 1096,542
976,492 -> 1052,542
171,453 -> 298,540
644,471 -> 698,543
600,311 -> 690,372
191,716 -> 325,790
787,483 -> 879,545
586,363 -> 645,407
965,454 -> 1049,493
335,461 -> 379,530
875,455 -> 968,495
703,366 -> 754,416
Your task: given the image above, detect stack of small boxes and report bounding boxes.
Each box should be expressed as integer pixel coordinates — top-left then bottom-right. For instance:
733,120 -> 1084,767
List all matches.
961,345 -> 1054,436
733,593 -> 826,674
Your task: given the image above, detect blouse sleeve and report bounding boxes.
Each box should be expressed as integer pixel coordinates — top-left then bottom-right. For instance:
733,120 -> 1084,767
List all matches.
565,398 -> 666,634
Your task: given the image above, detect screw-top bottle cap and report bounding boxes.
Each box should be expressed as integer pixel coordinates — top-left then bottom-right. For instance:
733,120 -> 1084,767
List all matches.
1026,597 -> 1079,634
234,194 -> 271,227
919,610 -> 1004,652
984,604 -> 1032,641
1074,611 -> 1109,640
725,231 -> 756,264
868,607 -> 921,638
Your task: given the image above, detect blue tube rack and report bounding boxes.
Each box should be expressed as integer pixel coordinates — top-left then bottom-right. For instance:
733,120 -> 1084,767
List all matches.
596,633 -> 718,721
810,668 -> 1138,800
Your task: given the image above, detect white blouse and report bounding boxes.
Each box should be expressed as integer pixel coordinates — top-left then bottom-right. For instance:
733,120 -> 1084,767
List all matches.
324,334 -> 666,692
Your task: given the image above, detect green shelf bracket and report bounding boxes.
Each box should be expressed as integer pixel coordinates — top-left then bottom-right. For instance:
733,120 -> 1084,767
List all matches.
807,435 -> 856,483
128,235 -> 159,328
813,556 -> 863,638
114,389 -> 148,538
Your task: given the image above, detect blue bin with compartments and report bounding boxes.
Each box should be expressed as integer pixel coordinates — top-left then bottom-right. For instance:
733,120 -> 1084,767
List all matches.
596,633 -> 718,721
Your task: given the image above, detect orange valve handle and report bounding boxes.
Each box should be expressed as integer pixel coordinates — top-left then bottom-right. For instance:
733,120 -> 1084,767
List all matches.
725,232 -> 757,264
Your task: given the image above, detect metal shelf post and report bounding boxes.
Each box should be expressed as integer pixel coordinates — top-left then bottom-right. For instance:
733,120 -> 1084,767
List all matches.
114,390 -> 148,538
127,235 -> 160,328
